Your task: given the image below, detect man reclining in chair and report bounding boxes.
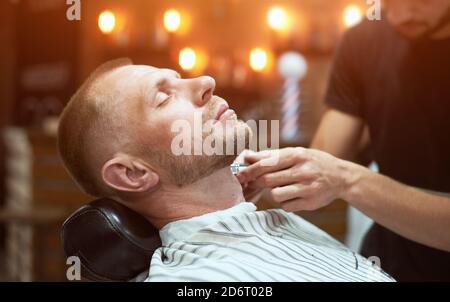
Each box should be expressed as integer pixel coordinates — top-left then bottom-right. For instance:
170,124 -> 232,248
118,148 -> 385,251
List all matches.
57,58 -> 394,282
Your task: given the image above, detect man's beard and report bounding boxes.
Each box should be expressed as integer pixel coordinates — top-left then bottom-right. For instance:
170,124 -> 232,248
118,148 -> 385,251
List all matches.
427,7 -> 450,38
150,99 -> 252,188
157,121 -> 251,187
399,8 -> 450,41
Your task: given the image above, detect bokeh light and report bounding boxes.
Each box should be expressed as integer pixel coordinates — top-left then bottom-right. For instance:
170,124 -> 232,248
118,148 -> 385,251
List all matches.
98,11 -> 116,34
164,9 -> 181,33
343,5 -> 363,28
249,48 -> 268,72
179,47 -> 197,71
267,6 -> 288,31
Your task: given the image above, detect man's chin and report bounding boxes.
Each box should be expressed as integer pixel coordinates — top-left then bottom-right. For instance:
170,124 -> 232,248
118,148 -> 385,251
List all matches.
213,115 -> 250,133
162,120 -> 252,187
231,120 -> 253,155
209,120 -> 251,153
237,120 -> 253,144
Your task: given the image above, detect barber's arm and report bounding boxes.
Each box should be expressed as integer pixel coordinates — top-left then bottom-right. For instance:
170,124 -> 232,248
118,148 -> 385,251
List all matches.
237,147 -> 450,252
239,108 -> 366,204
240,108 -> 367,204
311,109 -> 368,161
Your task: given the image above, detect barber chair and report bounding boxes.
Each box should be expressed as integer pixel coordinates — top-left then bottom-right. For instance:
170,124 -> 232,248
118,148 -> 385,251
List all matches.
60,164 -> 248,281
60,198 -> 162,281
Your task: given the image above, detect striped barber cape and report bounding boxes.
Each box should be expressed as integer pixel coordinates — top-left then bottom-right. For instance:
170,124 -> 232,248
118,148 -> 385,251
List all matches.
145,202 -> 395,282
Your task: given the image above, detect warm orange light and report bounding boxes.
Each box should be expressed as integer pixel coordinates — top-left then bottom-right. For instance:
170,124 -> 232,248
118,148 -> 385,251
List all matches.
267,6 -> 288,31
98,11 -> 116,34
164,9 -> 181,33
249,48 -> 268,72
179,48 -> 197,71
343,5 -> 363,28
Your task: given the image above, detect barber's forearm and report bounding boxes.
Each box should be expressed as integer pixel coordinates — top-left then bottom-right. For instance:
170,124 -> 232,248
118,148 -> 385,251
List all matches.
310,110 -> 366,162
311,129 -> 358,161
341,161 -> 450,252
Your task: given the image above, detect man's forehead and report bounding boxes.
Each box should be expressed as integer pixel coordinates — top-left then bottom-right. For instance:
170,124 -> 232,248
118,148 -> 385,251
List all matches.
98,64 -> 181,96
118,65 -> 180,79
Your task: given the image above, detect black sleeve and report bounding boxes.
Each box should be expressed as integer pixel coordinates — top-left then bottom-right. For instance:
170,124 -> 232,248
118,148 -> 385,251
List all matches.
325,27 -> 365,118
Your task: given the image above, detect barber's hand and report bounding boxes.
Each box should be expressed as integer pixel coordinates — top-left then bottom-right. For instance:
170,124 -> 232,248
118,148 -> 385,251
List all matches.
236,147 -> 353,212
235,150 -> 265,203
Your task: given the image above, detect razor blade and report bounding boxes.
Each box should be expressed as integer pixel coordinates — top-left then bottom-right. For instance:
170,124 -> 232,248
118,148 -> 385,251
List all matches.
230,163 -> 249,175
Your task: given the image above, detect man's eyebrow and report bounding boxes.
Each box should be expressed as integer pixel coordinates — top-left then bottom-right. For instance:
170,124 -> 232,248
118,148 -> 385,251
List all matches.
139,73 -> 159,104
140,69 -> 180,100
160,69 -> 181,79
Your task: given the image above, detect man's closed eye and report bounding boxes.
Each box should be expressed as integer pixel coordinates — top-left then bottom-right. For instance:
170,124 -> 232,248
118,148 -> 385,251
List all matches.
155,92 -> 172,107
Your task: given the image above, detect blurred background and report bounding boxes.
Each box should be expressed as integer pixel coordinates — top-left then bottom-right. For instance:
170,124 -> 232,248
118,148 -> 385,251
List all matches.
0,0 -> 374,281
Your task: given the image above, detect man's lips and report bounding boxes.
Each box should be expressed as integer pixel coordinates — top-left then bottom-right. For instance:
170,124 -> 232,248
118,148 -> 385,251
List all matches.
218,109 -> 236,121
215,102 -> 231,120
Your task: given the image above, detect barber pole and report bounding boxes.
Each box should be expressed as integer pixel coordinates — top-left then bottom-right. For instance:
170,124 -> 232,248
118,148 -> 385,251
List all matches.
280,78 -> 300,141
278,52 -> 307,142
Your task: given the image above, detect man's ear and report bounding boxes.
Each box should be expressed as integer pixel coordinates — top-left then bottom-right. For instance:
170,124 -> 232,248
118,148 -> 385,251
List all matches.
101,156 -> 159,193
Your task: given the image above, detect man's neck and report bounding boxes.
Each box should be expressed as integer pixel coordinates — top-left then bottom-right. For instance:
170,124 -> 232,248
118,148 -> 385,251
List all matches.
143,166 -> 245,229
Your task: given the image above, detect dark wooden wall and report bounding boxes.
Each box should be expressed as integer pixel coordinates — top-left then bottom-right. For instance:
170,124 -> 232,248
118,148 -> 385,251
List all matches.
0,0 -> 16,253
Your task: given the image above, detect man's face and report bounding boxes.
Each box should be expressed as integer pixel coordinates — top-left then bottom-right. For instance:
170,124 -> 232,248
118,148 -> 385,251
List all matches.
104,65 -> 251,187
385,0 -> 450,39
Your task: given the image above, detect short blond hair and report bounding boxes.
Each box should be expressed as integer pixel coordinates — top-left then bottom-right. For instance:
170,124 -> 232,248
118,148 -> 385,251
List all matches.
58,58 -> 132,197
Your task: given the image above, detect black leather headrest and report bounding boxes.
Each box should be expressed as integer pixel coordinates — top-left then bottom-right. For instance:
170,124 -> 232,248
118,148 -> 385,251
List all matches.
61,198 -> 161,281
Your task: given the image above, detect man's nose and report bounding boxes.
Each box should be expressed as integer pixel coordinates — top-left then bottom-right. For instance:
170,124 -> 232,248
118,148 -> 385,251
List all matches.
188,76 -> 216,106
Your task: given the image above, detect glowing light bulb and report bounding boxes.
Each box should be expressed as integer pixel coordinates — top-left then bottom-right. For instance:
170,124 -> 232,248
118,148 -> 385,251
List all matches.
98,11 -> 116,34
249,48 -> 268,72
179,48 -> 197,71
164,9 -> 181,33
343,5 -> 363,28
267,6 -> 288,31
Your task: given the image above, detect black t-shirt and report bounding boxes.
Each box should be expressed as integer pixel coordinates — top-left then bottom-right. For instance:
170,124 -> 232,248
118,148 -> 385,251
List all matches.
325,19 -> 450,281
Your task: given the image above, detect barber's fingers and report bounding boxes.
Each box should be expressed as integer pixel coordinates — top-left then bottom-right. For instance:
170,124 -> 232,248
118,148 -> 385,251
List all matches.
243,149 -> 271,164
243,186 -> 265,204
252,169 -> 315,189
239,148 -> 307,183
237,158 -> 290,185
270,183 -> 315,203
235,149 -> 256,164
